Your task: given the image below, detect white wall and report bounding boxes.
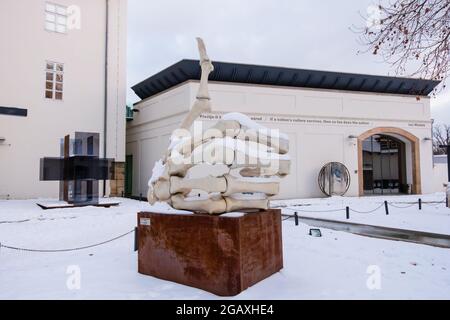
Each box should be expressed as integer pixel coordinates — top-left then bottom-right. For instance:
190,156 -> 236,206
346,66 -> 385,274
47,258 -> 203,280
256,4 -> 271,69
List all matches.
433,162 -> 448,193
126,84 -> 191,196
0,0 -> 127,199
127,80 -> 434,199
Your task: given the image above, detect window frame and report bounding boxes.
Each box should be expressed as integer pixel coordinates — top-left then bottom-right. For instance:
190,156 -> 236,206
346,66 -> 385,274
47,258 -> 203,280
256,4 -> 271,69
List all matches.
45,61 -> 64,101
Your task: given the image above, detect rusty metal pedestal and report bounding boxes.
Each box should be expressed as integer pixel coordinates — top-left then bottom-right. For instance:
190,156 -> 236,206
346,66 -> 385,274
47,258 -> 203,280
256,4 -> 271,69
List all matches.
137,209 -> 283,296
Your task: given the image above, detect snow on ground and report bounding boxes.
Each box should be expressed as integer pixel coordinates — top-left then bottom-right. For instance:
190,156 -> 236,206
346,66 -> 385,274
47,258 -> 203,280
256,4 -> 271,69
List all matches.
0,196 -> 449,300
274,192 -> 450,234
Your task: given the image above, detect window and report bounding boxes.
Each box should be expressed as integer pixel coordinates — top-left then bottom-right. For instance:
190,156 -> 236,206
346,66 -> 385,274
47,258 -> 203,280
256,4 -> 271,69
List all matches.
45,62 -> 64,100
45,2 -> 67,33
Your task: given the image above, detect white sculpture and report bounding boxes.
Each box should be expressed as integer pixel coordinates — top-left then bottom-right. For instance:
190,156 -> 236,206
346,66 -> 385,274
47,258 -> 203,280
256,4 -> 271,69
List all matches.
147,38 -> 291,214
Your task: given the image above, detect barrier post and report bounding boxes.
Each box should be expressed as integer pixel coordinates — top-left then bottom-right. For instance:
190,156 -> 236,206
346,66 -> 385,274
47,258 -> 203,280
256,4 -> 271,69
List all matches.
294,212 -> 299,226
418,198 -> 422,210
384,201 -> 389,215
346,206 -> 350,219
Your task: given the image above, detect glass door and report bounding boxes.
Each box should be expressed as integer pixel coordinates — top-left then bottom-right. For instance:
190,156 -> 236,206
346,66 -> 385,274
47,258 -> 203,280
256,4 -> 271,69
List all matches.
362,135 -> 405,195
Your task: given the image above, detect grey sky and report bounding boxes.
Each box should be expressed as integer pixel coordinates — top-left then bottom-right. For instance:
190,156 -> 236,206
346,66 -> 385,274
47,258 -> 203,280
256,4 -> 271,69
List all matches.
127,0 -> 450,124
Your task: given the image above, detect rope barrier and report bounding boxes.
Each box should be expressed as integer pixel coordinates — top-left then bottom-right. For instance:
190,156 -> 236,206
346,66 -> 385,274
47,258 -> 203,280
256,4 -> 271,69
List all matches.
283,207 -> 346,213
0,219 -> 30,224
1,198 -> 446,249
423,201 -> 446,206
280,198 -> 446,217
422,202 -> 445,209
349,203 -> 385,214
0,229 -> 135,253
388,203 -> 417,209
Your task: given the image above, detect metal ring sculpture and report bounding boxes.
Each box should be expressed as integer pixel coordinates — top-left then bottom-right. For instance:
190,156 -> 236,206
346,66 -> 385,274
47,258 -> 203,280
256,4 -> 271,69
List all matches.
318,162 -> 350,196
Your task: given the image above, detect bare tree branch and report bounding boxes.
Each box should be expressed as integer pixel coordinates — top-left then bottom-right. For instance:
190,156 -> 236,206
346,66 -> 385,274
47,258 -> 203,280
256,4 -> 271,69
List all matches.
354,0 -> 450,92
433,123 -> 450,154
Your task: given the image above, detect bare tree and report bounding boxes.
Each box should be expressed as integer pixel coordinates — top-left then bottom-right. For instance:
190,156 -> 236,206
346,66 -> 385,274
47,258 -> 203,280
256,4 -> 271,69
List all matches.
356,0 -> 450,88
433,123 -> 450,154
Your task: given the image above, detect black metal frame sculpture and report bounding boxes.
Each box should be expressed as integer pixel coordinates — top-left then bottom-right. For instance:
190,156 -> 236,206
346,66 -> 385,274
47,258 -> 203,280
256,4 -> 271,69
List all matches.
40,132 -> 115,205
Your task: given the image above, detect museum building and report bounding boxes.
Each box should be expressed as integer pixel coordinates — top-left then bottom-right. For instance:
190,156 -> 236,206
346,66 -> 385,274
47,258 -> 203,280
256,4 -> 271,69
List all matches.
126,59 -> 441,199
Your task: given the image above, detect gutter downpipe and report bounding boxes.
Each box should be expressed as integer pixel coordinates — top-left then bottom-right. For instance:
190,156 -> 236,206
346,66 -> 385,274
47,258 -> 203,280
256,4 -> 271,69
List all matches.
103,0 -> 109,196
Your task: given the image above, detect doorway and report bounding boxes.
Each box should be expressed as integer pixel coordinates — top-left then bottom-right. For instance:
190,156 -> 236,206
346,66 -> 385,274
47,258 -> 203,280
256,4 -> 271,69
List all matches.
125,155 -> 133,197
358,127 -> 421,196
362,134 -> 408,195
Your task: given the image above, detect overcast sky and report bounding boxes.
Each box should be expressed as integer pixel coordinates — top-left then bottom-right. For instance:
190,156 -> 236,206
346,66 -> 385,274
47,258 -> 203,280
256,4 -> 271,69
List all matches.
127,0 -> 450,124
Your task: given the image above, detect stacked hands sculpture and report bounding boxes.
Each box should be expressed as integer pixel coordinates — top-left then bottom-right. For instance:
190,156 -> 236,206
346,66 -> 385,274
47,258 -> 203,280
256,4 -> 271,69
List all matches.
147,38 -> 291,214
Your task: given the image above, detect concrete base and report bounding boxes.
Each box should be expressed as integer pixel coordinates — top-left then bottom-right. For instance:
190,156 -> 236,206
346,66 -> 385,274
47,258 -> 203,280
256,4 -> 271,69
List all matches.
137,209 -> 283,296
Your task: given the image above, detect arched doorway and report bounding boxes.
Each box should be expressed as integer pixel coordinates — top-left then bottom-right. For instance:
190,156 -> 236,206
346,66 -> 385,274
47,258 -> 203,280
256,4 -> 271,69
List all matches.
362,135 -> 407,194
357,127 -> 421,196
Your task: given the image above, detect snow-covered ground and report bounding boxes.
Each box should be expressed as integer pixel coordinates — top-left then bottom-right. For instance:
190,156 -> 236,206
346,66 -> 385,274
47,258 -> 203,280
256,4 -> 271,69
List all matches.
0,196 -> 449,299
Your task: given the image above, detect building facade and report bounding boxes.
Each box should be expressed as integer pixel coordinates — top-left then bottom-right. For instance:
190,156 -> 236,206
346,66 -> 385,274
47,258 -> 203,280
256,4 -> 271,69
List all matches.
433,155 -> 448,193
0,0 -> 127,199
127,60 -> 440,200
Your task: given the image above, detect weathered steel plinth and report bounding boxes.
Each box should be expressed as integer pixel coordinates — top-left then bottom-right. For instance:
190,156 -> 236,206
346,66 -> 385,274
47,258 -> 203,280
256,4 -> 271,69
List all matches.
137,209 -> 283,296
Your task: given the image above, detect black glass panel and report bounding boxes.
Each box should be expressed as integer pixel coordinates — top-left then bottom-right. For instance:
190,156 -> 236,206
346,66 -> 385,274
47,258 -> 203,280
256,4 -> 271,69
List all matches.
0,106 -> 27,117
40,156 -> 115,181
40,132 -> 114,205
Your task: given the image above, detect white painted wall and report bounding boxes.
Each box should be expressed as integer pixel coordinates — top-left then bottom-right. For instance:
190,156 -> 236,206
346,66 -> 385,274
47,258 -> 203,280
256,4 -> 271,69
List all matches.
433,163 -> 448,193
433,155 -> 448,193
0,0 -> 127,199
127,80 -> 434,199
126,84 -> 191,196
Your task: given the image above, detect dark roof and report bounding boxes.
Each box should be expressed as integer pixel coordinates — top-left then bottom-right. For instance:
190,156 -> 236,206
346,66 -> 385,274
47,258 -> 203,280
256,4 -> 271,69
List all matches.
132,59 -> 440,101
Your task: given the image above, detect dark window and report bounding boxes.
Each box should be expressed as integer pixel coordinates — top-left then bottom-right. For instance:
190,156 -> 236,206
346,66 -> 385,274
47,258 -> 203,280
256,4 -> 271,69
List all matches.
45,61 -> 64,100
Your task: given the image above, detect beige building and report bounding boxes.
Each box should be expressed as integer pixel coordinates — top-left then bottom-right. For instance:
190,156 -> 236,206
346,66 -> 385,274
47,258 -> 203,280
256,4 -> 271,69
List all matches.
0,0 -> 127,199
127,60 -> 441,199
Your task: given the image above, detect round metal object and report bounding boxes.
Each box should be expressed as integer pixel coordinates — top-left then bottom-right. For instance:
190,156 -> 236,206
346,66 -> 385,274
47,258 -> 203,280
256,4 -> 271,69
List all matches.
318,162 -> 351,196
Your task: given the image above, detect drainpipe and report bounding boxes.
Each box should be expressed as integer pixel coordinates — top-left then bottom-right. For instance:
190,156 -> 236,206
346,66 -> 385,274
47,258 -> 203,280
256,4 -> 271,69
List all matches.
103,0 -> 109,196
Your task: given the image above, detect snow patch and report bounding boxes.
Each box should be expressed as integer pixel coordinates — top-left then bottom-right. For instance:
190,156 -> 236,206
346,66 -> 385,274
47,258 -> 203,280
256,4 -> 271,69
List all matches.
148,160 -> 166,187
